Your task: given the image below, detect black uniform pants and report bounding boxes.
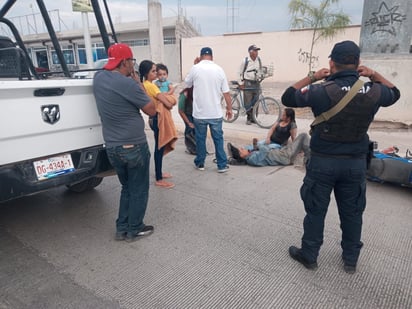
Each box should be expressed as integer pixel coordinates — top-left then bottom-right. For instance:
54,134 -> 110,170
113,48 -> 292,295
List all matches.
299,154 -> 367,266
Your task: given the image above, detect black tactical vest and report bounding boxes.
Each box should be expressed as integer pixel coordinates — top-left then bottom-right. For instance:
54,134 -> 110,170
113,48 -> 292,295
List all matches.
313,82 -> 381,143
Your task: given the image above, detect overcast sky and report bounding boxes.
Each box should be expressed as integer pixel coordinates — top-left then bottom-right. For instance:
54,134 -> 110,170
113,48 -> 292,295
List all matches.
1,0 -> 364,36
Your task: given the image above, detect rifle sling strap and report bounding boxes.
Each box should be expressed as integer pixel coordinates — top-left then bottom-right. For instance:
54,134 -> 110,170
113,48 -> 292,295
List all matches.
311,79 -> 364,127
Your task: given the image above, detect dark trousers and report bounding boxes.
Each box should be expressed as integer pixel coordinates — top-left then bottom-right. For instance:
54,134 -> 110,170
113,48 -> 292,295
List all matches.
150,115 -> 165,181
299,155 -> 367,265
184,113 -> 196,154
243,80 -> 260,120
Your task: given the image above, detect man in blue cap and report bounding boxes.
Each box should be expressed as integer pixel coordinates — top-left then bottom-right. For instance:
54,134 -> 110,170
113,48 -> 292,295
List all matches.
185,47 -> 233,173
282,40 -> 400,273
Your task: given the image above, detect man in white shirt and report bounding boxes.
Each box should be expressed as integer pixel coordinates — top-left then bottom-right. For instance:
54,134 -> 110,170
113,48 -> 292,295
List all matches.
185,47 -> 232,173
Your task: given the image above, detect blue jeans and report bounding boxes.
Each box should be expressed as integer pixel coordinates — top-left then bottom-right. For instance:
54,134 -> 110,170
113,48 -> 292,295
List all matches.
193,117 -> 227,169
244,139 -> 281,151
106,143 -> 151,237
299,155 -> 367,265
245,145 -> 273,166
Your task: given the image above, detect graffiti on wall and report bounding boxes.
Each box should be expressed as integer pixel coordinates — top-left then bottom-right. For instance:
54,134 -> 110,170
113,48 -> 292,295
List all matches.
364,2 -> 407,36
297,48 -> 319,69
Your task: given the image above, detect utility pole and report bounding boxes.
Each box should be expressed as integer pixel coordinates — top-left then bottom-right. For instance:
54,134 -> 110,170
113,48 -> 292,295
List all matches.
148,0 -> 164,63
226,0 -> 239,33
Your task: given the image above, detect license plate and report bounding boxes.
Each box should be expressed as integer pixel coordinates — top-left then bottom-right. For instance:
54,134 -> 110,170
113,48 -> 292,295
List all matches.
34,154 -> 75,181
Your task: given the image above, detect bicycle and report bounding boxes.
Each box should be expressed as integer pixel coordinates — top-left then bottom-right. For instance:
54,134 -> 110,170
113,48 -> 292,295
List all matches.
221,80 -> 282,129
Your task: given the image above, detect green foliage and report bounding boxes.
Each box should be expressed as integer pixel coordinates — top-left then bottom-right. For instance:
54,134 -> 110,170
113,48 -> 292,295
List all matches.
288,0 -> 351,71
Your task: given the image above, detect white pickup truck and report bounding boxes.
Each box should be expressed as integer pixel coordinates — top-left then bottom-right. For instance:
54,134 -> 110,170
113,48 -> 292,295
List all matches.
0,0 -> 114,202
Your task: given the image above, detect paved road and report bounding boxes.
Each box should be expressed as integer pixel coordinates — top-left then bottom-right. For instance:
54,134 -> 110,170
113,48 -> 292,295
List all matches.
1,113 -> 411,308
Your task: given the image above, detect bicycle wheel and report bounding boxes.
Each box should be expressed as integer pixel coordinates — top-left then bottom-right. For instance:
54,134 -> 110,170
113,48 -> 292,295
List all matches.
221,93 -> 240,123
252,96 -> 281,129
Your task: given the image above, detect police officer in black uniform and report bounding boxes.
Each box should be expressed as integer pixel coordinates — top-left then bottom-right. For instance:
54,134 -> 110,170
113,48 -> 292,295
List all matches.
281,40 -> 400,274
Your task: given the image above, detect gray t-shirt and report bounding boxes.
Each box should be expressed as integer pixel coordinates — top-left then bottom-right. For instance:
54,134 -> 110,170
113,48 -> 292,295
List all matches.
93,70 -> 151,147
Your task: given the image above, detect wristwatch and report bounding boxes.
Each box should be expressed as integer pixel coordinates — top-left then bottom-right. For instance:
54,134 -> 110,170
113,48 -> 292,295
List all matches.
307,71 -> 316,83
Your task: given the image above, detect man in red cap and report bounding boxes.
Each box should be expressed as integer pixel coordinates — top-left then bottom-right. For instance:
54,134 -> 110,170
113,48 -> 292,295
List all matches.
238,44 -> 263,125
282,40 -> 400,273
93,43 -> 156,242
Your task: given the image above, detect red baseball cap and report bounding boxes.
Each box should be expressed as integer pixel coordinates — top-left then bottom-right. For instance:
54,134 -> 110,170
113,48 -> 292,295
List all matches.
104,43 -> 133,70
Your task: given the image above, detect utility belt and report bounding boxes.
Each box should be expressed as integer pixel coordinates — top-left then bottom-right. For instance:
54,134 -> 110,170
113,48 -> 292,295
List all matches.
311,151 -> 366,160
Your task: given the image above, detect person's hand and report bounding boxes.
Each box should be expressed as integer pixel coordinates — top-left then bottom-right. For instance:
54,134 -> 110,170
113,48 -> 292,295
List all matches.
313,68 -> 330,81
358,65 -> 375,78
188,122 -> 195,129
130,71 -> 140,83
226,109 -> 233,120
265,138 -> 270,145
194,57 -> 201,64
239,84 -> 245,90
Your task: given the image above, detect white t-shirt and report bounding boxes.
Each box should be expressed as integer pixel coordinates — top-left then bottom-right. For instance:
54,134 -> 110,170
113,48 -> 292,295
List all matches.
184,60 -> 230,119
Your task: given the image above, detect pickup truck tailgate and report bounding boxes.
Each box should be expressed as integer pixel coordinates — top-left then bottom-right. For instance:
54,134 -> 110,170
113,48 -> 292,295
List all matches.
0,79 -> 104,165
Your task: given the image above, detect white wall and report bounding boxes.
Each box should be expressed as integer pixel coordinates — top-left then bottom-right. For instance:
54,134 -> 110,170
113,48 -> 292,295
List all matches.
181,26 -> 361,82
181,26 -> 412,125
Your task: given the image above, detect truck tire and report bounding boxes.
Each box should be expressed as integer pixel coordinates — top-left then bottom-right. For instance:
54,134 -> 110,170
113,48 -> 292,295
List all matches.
66,177 -> 103,193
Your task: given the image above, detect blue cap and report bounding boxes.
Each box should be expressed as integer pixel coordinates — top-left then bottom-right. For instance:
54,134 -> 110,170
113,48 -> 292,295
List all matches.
329,40 -> 360,65
200,47 -> 213,56
248,44 -> 260,52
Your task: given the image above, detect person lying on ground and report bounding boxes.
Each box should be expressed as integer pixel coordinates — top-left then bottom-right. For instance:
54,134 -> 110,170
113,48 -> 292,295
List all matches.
227,132 -> 310,167
244,107 -> 297,151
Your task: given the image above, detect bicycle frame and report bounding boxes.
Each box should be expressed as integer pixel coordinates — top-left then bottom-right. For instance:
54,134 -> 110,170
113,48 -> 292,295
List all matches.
222,80 -> 282,129
230,83 -> 262,113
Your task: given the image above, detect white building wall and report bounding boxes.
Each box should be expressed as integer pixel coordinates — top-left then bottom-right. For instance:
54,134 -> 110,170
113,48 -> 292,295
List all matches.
181,26 -> 412,125
181,26 -> 361,82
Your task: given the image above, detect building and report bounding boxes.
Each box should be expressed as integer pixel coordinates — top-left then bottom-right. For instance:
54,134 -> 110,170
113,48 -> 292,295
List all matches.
17,15 -> 199,82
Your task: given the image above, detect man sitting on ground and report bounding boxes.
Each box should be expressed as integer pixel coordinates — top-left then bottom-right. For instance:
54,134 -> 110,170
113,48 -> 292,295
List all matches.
227,132 -> 310,167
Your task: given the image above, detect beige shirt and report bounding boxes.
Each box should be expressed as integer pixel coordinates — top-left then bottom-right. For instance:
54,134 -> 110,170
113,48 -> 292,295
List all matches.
238,56 -> 261,84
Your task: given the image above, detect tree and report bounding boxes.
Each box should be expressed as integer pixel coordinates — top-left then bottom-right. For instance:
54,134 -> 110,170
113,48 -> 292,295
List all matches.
289,0 -> 351,71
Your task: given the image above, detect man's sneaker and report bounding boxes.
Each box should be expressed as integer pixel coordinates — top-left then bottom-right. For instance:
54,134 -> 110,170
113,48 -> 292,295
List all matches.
125,225 -> 154,242
115,231 -> 126,241
343,263 -> 357,274
288,246 -> 318,270
217,165 -> 229,173
342,256 -> 359,274
195,164 -> 205,171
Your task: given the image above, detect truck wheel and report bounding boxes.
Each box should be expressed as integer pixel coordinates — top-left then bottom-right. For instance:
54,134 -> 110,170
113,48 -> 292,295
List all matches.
66,177 -> 103,193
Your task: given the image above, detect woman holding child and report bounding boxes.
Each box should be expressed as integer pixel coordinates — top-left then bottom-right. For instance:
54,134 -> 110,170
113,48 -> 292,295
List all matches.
139,60 -> 177,189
